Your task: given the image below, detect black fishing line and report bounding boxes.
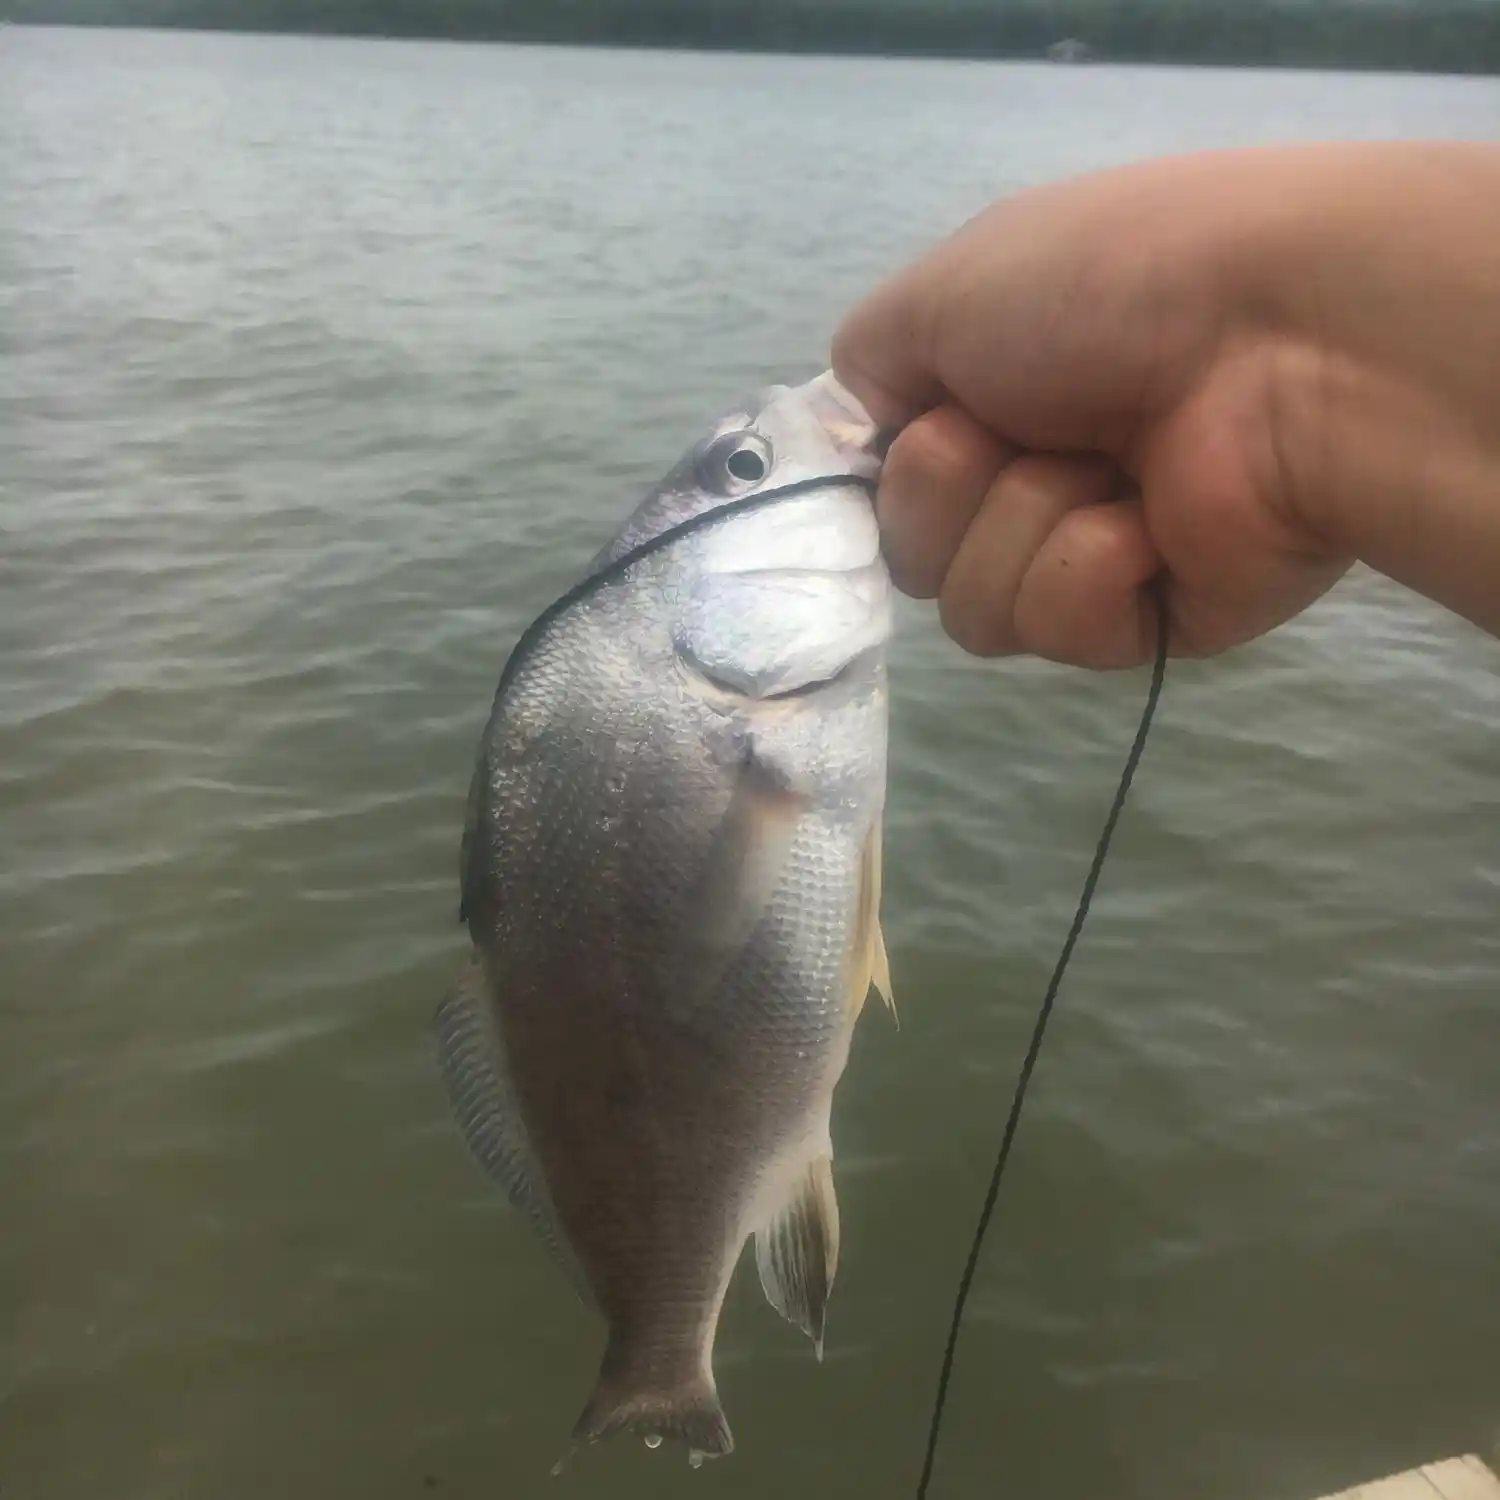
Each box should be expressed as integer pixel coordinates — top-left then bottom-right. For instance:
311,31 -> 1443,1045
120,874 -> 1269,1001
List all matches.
487,474 -> 878,707
464,472 -> 880,924
914,586 -> 1171,1500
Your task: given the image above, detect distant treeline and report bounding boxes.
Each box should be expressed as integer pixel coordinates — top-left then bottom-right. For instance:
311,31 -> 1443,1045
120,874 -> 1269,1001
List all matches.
15,0 -> 1500,73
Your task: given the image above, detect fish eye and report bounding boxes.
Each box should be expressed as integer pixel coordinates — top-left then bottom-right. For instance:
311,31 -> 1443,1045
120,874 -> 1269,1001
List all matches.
698,430 -> 773,494
726,446 -> 767,483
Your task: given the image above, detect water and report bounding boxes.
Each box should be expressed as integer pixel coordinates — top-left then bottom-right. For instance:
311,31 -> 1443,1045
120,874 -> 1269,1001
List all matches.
3,25 -> 1499,1500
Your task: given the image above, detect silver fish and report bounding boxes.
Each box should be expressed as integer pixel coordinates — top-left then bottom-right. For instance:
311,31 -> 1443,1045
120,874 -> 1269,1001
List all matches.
437,371 -> 895,1467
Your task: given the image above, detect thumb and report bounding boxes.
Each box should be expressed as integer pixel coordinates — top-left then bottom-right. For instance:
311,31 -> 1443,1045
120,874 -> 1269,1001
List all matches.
831,254 -> 951,433
831,166 -> 1226,459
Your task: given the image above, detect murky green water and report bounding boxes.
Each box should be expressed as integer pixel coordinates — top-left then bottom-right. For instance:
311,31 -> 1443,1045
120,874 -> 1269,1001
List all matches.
3,26 -> 1499,1500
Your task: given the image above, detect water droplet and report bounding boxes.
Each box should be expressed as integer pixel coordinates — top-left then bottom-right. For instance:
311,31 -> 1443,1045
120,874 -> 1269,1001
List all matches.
643,1434 -> 662,1451
688,1451 -> 705,1470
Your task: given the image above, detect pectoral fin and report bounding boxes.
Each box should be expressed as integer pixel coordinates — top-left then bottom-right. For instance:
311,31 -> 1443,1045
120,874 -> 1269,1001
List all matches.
434,952 -> 586,1298
680,737 -> 809,988
755,1150 -> 841,1359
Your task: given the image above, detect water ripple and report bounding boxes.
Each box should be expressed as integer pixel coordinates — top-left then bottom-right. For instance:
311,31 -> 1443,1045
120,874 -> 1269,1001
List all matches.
4,27 -> 1499,1500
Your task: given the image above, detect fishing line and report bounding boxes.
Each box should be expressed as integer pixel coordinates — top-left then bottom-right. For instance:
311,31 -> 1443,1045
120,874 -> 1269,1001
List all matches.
913,586 -> 1171,1500
464,471 -> 879,924
486,473 -> 878,707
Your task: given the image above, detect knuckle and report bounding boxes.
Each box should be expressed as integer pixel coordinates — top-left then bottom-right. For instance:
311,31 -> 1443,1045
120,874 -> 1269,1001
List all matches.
883,545 -> 942,601
1012,510 -> 1144,668
1014,604 -> 1091,665
938,577 -> 1010,658
884,406 -> 994,497
1004,452 -> 1117,510
1048,505 -> 1119,572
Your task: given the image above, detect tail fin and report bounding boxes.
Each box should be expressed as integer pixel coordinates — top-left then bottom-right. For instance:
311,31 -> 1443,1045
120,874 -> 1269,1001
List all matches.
558,1347 -> 734,1470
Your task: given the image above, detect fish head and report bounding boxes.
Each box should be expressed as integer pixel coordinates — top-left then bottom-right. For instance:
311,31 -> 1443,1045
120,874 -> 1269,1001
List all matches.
589,371 -> 884,574
578,372 -> 892,705
700,370 -> 885,497
660,374 -> 892,705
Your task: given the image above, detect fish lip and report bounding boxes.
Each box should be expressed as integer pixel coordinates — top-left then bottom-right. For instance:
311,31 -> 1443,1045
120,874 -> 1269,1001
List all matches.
797,371 -> 883,482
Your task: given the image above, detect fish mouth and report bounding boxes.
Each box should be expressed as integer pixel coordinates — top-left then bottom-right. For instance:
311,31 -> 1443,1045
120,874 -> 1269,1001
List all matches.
798,370 -> 883,481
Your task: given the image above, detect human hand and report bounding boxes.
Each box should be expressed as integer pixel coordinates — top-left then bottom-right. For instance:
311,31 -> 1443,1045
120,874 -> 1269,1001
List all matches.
831,142 -> 1500,666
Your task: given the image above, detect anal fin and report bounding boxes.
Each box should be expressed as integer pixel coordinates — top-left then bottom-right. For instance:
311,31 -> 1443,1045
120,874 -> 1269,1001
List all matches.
848,817 -> 897,1025
434,951 -> 585,1298
755,1151 -> 841,1360
873,921 -> 895,1022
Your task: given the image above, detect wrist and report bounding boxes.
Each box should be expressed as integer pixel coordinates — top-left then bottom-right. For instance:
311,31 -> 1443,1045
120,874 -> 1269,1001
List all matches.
1219,143 -> 1500,634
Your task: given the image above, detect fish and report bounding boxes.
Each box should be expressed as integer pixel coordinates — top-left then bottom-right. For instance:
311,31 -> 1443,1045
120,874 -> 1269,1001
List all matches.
436,370 -> 896,1468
